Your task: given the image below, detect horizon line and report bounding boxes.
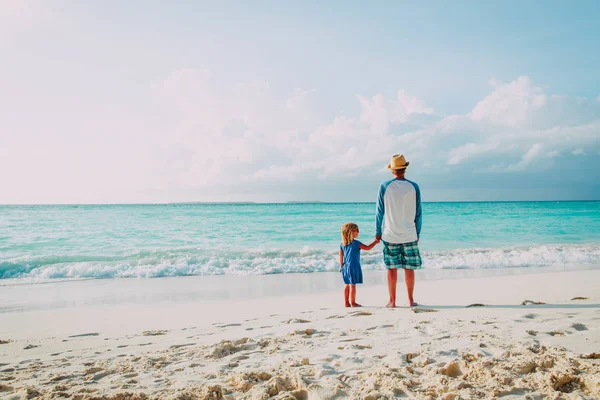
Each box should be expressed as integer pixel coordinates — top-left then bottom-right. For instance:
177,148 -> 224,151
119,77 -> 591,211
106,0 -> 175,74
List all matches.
1,199 -> 599,206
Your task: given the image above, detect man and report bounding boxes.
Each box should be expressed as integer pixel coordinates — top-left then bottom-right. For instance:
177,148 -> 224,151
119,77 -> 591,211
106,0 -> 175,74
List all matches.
375,154 -> 422,308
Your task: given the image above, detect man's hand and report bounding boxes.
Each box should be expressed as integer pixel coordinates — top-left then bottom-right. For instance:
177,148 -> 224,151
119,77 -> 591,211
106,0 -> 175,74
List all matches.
376,235 -> 382,242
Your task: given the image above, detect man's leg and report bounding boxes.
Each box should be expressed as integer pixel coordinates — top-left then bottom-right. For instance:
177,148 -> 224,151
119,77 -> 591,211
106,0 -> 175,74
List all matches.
404,269 -> 416,306
386,268 -> 398,307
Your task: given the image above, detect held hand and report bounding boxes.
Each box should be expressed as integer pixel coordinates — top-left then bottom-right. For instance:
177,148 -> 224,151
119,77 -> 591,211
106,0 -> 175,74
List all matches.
376,234 -> 382,242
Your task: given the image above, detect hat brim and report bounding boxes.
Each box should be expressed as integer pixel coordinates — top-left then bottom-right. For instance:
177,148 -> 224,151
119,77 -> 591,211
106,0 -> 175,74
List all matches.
387,161 -> 409,170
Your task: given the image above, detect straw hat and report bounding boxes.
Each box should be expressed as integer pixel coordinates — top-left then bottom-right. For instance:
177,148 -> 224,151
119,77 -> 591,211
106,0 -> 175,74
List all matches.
387,154 -> 410,170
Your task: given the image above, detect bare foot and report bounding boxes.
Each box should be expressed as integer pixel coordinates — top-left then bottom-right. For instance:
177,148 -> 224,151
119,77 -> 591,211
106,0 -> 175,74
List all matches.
386,302 -> 396,308
345,303 -> 352,308
410,301 -> 418,307
351,303 -> 362,307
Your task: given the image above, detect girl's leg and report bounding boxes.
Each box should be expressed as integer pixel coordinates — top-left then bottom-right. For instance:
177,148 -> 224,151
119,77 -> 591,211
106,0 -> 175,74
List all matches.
344,285 -> 351,307
350,285 -> 361,307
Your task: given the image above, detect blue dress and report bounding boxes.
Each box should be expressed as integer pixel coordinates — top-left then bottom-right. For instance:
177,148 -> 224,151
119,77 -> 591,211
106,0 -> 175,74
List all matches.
340,240 -> 364,284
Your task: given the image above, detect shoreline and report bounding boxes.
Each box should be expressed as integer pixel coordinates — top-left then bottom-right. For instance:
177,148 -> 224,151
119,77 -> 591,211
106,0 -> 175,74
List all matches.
2,264 -> 600,316
1,269 -> 599,399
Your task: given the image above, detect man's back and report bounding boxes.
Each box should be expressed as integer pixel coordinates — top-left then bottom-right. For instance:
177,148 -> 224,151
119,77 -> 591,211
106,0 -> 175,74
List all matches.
376,178 -> 422,244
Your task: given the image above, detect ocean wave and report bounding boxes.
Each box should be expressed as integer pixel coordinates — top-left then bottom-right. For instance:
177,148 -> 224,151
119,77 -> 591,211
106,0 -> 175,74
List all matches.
1,243 -> 600,281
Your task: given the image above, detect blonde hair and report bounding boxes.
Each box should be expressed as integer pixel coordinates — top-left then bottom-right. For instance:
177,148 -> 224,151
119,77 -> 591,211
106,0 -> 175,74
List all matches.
341,222 -> 359,246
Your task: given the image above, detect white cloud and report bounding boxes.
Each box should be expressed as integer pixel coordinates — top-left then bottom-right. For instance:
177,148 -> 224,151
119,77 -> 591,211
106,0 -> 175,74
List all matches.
447,143 -> 497,165
285,88 -> 316,110
470,76 -> 547,126
2,70 -> 599,203
149,73 -> 600,196
358,90 -> 434,134
507,143 -> 544,171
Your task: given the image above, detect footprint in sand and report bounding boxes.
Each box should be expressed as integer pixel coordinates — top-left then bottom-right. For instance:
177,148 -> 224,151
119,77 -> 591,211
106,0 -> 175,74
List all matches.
293,328 -> 316,336
547,331 -> 565,336
142,330 -> 168,336
23,345 -> 39,350
523,313 -> 538,319
170,343 -> 195,349
366,324 -> 393,331
571,323 -> 588,331
580,353 -> 600,359
214,323 -> 242,328
116,345 -> 128,348
526,330 -> 538,336
68,332 -> 99,338
284,318 -> 311,324
411,308 -> 438,313
350,311 -> 372,317
521,300 -> 546,305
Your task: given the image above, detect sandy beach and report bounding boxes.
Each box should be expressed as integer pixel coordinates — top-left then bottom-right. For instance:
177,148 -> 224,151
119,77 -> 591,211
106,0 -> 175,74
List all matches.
1,268 -> 599,399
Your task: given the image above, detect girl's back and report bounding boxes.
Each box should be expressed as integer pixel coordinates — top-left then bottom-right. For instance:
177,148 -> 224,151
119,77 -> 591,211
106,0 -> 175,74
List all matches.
341,240 -> 362,270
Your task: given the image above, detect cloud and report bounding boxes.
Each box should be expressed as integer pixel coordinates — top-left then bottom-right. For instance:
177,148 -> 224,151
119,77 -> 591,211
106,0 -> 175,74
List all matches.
148,72 -> 600,200
470,76 -> 546,126
3,69 -> 598,203
506,144 -> 544,171
358,90 -> 434,134
447,143 -> 497,165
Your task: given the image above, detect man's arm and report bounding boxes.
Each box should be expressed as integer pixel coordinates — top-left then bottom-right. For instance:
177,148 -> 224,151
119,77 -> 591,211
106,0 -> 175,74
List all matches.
415,183 -> 422,238
375,184 -> 385,239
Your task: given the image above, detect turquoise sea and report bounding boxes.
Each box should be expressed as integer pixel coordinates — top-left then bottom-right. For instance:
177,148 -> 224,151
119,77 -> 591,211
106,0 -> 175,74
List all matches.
1,202 -> 599,283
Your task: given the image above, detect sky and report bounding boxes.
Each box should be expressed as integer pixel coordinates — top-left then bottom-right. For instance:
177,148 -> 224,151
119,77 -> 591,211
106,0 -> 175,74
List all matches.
1,0 -> 599,204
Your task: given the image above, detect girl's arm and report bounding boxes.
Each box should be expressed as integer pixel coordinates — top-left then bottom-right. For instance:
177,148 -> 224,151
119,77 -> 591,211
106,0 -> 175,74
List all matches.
339,249 -> 344,271
360,239 -> 380,251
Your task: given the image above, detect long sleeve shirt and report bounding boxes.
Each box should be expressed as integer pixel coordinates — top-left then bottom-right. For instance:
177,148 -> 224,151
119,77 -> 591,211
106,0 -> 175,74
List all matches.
376,178 -> 422,244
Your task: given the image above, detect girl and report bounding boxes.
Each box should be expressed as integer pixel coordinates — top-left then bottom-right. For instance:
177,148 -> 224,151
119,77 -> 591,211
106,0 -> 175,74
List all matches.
339,222 -> 380,307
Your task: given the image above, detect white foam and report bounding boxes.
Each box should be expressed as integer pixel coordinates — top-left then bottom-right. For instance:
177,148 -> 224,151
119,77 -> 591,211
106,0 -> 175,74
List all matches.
1,243 -> 600,283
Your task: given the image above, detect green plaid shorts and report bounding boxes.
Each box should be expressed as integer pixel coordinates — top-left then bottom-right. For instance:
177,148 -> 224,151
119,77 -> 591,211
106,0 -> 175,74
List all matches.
383,240 -> 423,270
